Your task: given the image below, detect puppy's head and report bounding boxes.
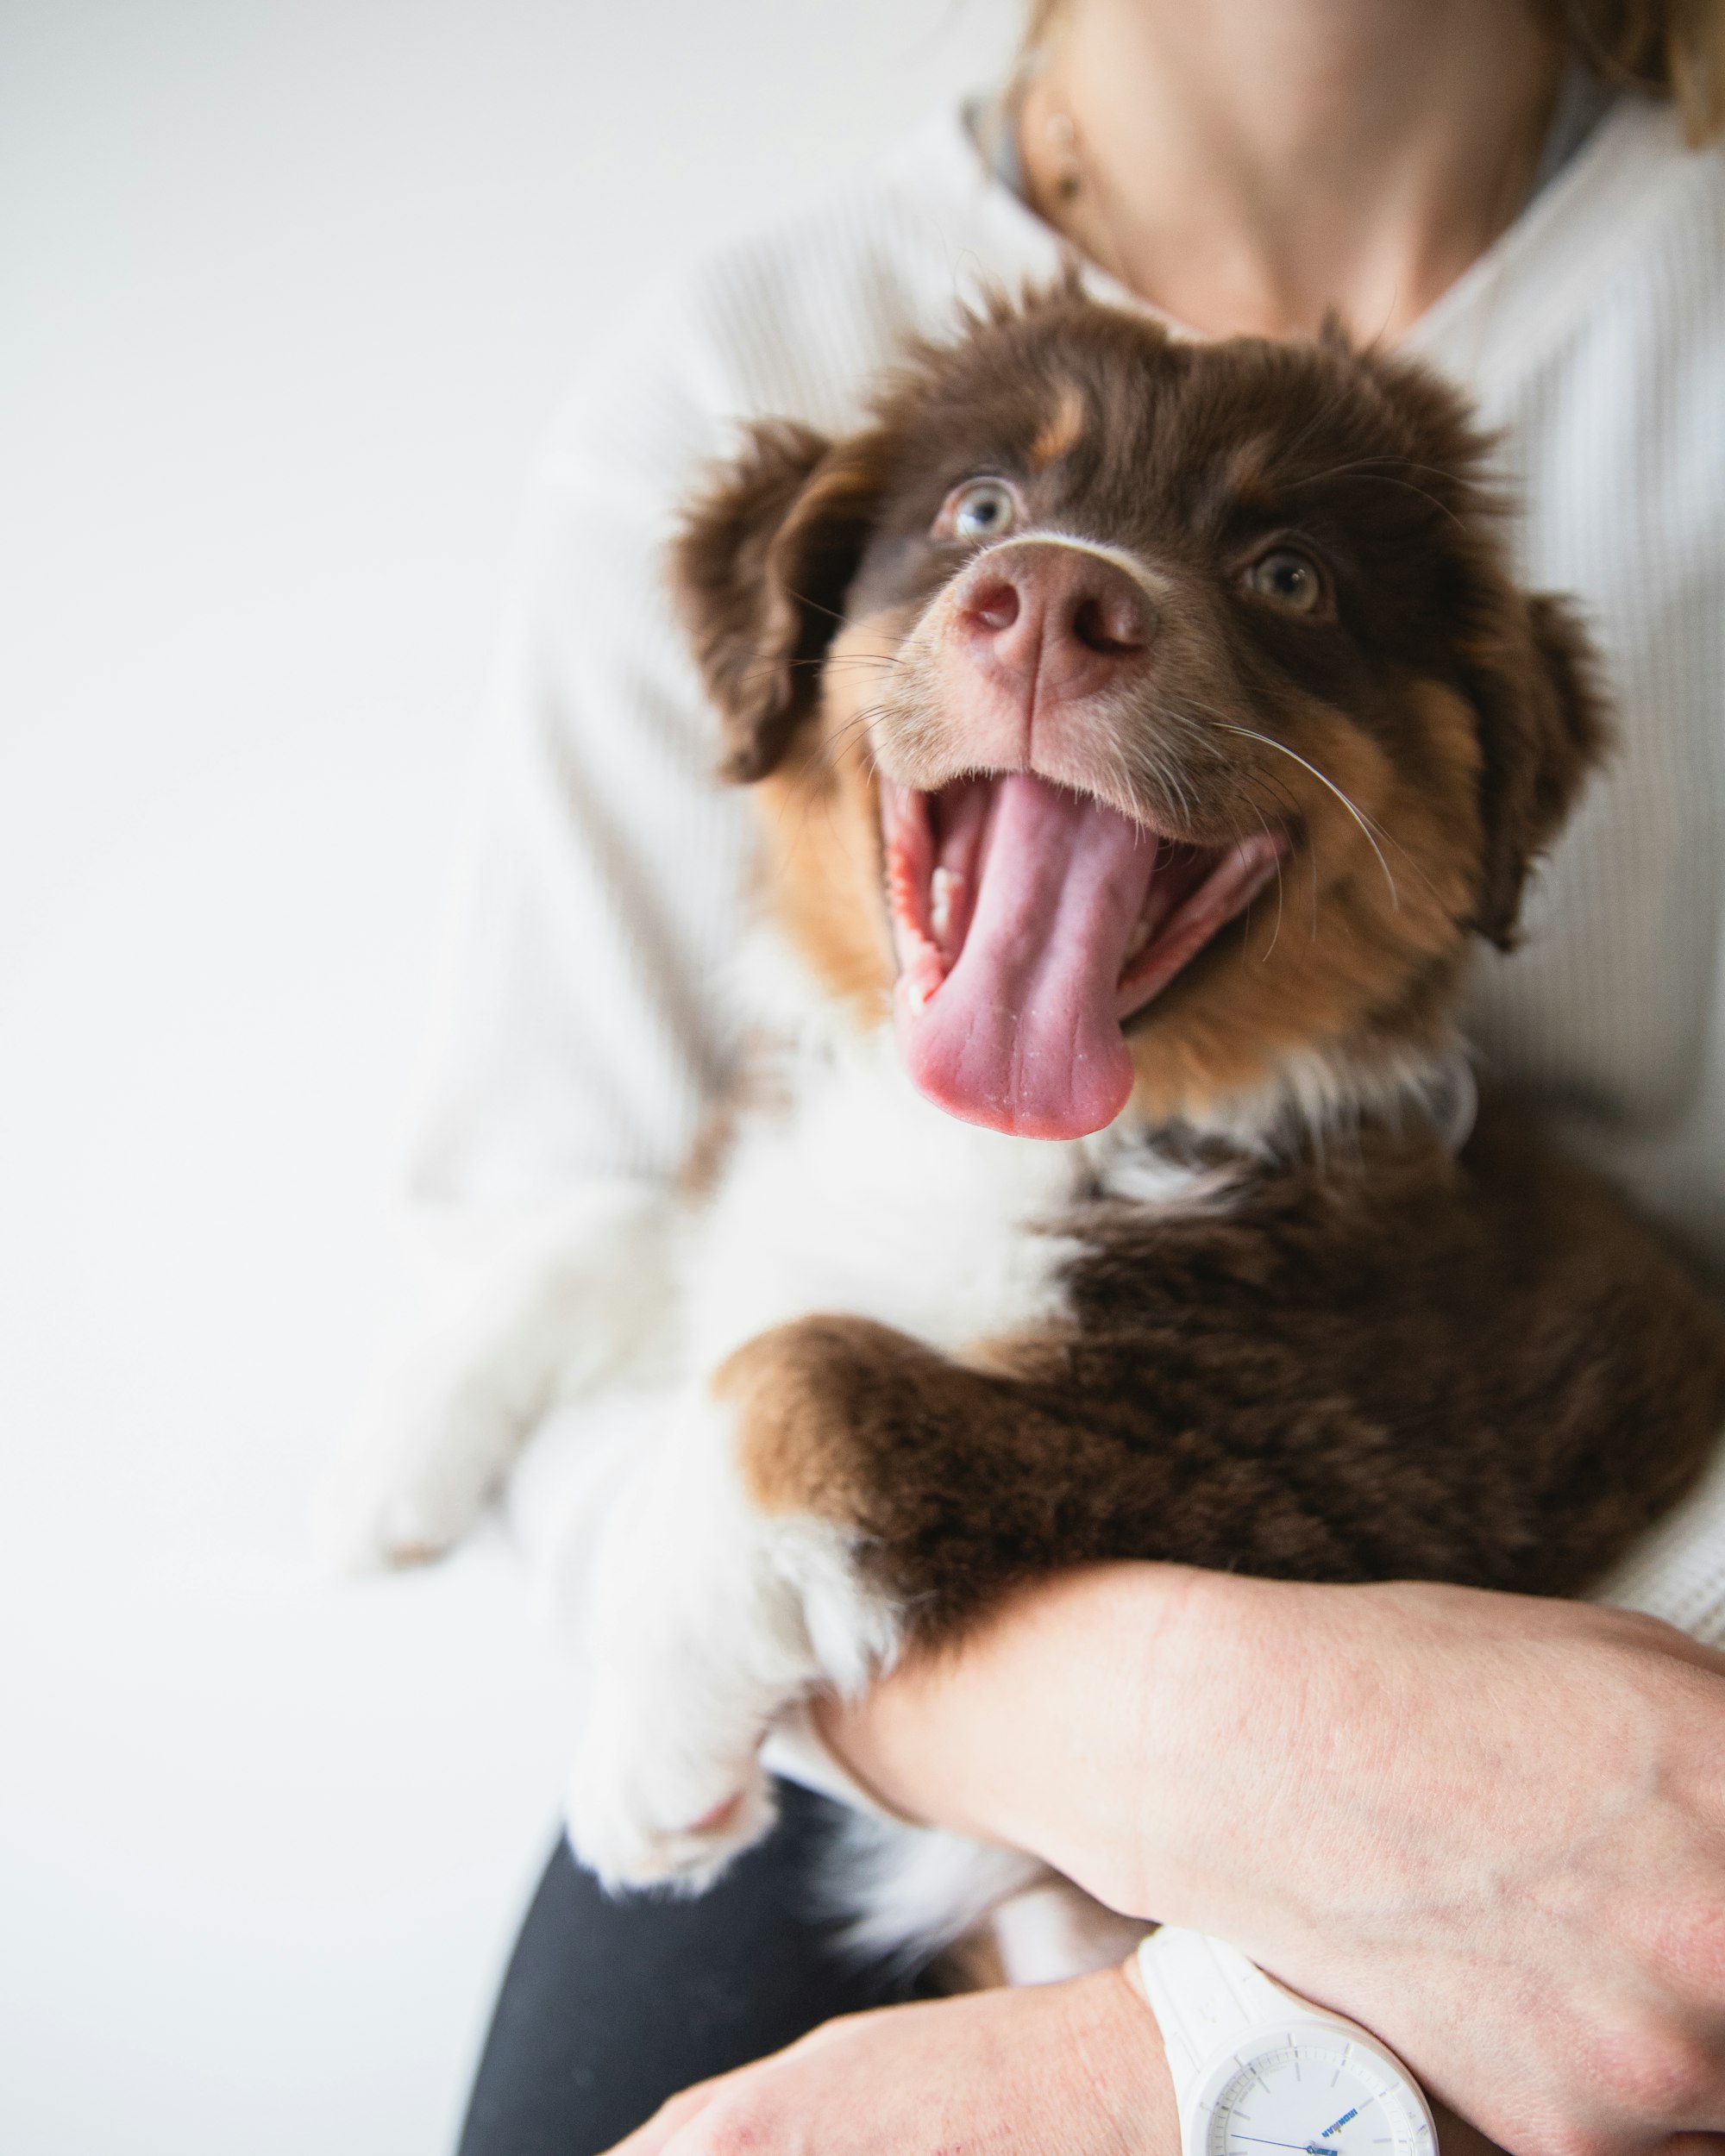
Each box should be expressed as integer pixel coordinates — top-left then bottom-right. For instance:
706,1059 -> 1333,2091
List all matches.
675,292 -> 1606,1140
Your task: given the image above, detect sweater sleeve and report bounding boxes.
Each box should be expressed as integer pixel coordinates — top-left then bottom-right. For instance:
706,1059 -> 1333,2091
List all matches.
405,292 -> 757,1220
318,292 -> 763,1570
1595,1438 -> 1725,1651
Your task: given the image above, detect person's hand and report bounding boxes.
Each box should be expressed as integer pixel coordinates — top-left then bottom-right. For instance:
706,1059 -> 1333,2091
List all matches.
603,1962 -> 1173,2156
816,1566 -> 1725,2156
603,1951 -> 1509,2156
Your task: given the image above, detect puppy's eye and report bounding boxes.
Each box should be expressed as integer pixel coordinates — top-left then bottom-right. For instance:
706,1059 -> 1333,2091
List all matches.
1243,548 -> 1327,615
936,479 -> 1021,544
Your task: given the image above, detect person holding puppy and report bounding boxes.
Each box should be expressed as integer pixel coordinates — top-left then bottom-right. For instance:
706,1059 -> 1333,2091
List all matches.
333,3 -> 1725,2151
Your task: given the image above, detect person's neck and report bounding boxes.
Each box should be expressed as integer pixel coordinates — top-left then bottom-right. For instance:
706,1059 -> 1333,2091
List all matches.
1019,0 -> 1565,342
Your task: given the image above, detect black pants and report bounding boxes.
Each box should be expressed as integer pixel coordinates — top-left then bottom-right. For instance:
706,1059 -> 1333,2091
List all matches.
458,1784 -> 938,2156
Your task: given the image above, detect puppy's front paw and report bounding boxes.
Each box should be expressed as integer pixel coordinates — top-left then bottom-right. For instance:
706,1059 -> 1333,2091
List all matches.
561,1388 -> 850,1890
318,1187 -> 681,1572
565,1723 -> 780,1892
562,1464 -> 795,1885
562,1365 -> 906,1893
314,1359 -> 528,1572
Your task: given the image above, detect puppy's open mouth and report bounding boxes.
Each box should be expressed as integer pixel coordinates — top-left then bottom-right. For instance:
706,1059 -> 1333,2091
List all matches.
881,774 -> 1286,1140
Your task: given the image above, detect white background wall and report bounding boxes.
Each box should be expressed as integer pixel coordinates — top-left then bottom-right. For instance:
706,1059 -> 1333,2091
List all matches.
0,4 -> 1018,2150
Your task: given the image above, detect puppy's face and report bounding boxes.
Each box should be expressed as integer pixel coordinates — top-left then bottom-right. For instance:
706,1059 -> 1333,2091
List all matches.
677,296 -> 1604,1138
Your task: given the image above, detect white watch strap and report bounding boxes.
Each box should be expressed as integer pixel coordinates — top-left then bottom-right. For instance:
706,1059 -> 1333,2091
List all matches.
1137,1926 -> 1438,2156
1136,1926 -> 1308,2103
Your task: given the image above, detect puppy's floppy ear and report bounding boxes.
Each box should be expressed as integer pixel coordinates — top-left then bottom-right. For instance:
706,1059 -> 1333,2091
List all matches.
1463,590 -> 1611,950
673,419 -> 886,782
1333,338 -> 1611,948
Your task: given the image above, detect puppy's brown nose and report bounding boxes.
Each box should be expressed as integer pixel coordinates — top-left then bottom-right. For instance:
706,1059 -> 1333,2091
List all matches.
952,542 -> 1151,700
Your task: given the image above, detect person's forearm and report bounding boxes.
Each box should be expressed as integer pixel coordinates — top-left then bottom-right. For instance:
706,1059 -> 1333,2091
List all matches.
814,1560 -> 1220,1919
821,1563 -> 1725,2154
605,1935 -> 1510,2156
815,1559 -> 1346,1934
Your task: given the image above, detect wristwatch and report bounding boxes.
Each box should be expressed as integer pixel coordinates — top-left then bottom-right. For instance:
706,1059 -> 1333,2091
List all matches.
1135,1926 -> 1439,2156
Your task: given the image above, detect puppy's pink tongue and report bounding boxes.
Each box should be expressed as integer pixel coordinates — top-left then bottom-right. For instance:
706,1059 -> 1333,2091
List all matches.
896,774 -> 1157,1138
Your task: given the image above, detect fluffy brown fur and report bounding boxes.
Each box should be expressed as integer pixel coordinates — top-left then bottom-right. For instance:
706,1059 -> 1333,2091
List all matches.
727,1103 -> 1725,1638
674,291 -> 1725,1645
679,295 -> 1607,1126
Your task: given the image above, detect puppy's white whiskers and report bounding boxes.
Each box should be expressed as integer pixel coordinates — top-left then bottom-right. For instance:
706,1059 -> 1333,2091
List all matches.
1214,724 -> 1399,913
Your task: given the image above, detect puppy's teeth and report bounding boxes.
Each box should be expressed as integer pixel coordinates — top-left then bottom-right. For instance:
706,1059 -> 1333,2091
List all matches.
906,979 -> 929,1012
930,868 -> 961,947
1124,917 -> 1151,963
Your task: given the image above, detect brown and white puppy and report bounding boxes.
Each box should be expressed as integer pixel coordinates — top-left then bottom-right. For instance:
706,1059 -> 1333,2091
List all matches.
555,292 -> 1725,1967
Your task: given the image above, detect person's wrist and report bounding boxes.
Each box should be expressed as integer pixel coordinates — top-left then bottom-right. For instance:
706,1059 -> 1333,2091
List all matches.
1071,1959 -> 1182,2156
1079,1562 -> 1306,1926
1019,1560 -> 1241,1918
1121,1932 -> 1507,2156
1120,1569 -> 1411,1941
810,1562 -> 1251,1916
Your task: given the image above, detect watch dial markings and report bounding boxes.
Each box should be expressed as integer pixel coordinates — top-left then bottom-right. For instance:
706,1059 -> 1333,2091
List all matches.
1207,2042 -> 1427,2156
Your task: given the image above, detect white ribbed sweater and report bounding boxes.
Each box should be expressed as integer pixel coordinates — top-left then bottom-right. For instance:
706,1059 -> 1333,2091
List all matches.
404,100 -> 1725,1643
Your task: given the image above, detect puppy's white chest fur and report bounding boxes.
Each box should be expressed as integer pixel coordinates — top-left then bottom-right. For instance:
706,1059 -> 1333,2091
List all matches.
552,936 -> 1226,1925
684,1004 -> 1092,1377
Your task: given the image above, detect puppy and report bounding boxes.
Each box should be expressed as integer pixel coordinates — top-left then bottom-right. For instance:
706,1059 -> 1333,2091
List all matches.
348,291 -> 1725,1975
561,291 -> 1725,1963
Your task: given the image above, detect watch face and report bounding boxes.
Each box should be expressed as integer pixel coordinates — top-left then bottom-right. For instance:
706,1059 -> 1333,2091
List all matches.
1205,2039 -> 1433,2156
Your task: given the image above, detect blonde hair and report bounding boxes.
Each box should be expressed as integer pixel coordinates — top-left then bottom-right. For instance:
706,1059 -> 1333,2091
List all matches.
1547,0 -> 1725,141
1021,0 -> 1725,147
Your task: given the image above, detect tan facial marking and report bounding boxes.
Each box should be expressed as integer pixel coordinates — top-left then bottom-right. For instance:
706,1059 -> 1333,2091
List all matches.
750,609 -> 910,1026
765,555 -> 1494,1136
1027,379 -> 1087,471
1125,678 -> 1485,1122
1218,436 -> 1283,513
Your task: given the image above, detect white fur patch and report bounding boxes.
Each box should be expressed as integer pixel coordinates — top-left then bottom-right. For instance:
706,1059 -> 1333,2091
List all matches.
561,931 -> 1243,1894
566,1382 -> 902,1891
825,1810 -> 1049,1970
820,1813 -> 1149,1980
683,926 -> 1229,1374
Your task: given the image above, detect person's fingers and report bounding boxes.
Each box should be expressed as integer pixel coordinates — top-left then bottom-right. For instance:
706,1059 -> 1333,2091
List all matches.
600,2075 -> 729,2156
